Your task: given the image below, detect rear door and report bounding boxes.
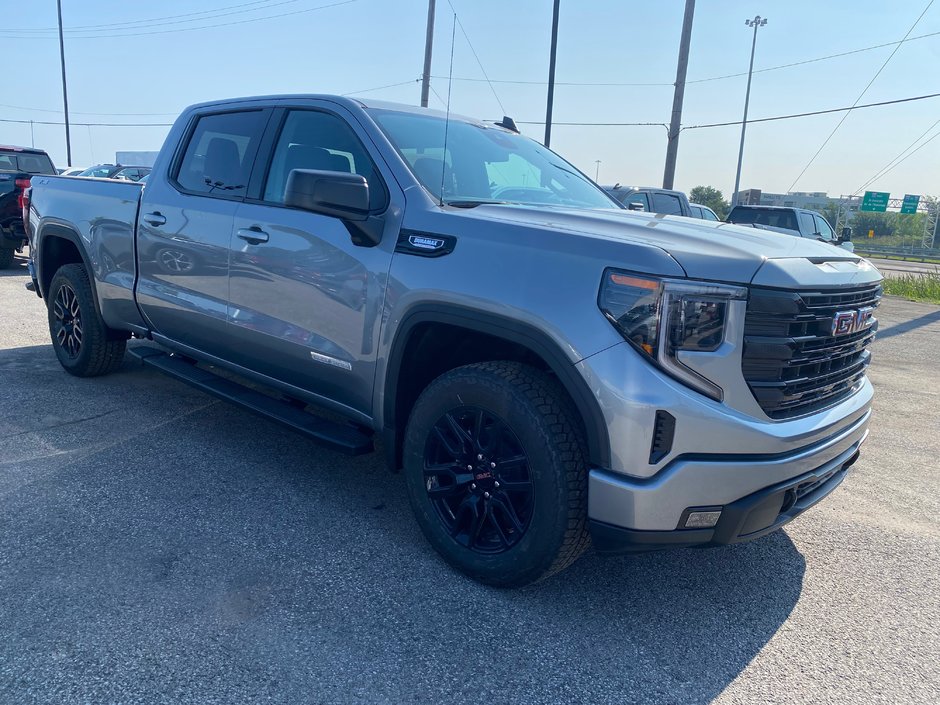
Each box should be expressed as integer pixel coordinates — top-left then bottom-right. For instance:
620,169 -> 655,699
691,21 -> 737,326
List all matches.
650,191 -> 684,216
135,107 -> 270,355
226,104 -> 396,415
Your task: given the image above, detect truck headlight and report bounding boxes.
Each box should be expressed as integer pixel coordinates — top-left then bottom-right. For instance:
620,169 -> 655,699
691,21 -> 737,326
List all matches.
598,270 -> 747,400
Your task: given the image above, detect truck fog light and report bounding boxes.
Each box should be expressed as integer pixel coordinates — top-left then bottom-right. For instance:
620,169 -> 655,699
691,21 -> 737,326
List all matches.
684,510 -> 722,528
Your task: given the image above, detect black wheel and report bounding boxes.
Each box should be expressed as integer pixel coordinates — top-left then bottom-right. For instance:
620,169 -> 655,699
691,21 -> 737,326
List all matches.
403,361 -> 590,587
47,263 -> 127,377
0,247 -> 14,269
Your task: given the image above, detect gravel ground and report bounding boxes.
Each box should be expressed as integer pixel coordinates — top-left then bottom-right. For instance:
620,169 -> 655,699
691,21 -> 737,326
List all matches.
1,252 -> 938,704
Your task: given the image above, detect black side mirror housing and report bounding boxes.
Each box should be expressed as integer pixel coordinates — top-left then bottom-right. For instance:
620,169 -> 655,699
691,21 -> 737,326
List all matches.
627,202 -> 645,211
840,227 -> 852,242
284,169 -> 382,246
285,169 -> 369,221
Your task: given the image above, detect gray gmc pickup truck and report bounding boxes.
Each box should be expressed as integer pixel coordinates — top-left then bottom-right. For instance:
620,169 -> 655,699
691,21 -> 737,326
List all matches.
26,95 -> 882,586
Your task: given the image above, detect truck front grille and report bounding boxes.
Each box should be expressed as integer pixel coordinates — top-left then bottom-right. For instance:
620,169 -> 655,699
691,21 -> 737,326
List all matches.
742,283 -> 882,419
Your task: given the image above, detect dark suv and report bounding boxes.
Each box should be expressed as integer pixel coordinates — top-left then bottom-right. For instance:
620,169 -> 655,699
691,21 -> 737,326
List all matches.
0,145 -> 57,268
602,185 -> 693,217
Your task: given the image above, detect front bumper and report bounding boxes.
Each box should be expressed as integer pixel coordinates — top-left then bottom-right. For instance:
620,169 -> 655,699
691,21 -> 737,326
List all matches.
588,417 -> 867,552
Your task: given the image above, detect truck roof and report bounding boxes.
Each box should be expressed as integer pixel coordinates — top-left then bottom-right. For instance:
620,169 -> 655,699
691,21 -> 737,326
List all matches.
0,144 -> 50,155
181,94 -> 496,129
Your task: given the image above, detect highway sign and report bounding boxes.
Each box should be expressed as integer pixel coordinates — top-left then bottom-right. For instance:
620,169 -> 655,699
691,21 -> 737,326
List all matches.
900,194 -> 920,214
860,191 -> 890,212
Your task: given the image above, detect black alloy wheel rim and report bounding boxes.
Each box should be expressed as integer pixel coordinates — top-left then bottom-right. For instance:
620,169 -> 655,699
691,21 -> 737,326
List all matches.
53,282 -> 83,358
423,406 -> 535,554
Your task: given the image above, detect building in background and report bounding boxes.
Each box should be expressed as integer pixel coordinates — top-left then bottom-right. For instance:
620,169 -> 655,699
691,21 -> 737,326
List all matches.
115,151 -> 159,167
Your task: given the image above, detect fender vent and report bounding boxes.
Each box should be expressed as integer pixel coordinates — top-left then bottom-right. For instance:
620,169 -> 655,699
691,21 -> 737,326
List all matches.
649,410 -> 676,464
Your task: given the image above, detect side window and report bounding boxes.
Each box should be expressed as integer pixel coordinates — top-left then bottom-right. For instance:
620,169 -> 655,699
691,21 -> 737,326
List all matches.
621,192 -> 649,211
689,206 -> 702,218
798,212 -> 816,235
814,215 -> 835,240
263,109 -> 387,211
175,110 -> 267,196
651,192 -> 683,215
702,208 -> 720,221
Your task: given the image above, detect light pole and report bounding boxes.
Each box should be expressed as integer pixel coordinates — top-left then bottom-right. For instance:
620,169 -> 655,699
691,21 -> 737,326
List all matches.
57,0 -> 72,166
420,0 -> 435,108
731,14 -> 766,207
594,160 -> 601,182
544,0 -> 560,147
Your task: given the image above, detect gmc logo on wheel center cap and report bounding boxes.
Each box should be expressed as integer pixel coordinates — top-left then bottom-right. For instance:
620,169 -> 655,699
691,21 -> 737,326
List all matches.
831,306 -> 876,336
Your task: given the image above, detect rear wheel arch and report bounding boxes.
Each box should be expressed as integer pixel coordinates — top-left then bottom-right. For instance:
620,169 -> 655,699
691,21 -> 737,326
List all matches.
382,304 -> 611,472
37,225 -> 99,310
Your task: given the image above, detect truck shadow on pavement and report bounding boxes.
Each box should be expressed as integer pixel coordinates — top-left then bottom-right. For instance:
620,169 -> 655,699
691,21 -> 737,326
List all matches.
0,347 -> 805,705
0,254 -> 30,277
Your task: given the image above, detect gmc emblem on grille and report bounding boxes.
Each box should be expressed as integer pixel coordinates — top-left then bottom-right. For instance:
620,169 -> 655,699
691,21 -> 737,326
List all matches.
831,306 -> 876,336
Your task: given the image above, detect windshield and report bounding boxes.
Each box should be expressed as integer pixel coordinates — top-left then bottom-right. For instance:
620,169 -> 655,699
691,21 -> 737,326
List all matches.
728,207 -> 799,232
0,150 -> 56,174
369,109 -> 618,210
79,165 -> 118,178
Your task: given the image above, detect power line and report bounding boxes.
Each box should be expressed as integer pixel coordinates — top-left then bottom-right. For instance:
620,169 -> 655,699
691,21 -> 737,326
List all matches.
0,0 -> 356,40
853,117 -> 940,194
443,0 -> 507,115
0,102 -> 178,117
343,79 -> 420,96
4,0 -> 296,34
0,79 -> 421,126
0,118 -> 173,127
786,0 -> 935,191
514,91 -> 940,129
429,29 -> 940,89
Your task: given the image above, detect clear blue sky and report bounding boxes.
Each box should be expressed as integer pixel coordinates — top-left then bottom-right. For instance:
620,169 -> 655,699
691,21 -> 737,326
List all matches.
3,0 -> 938,199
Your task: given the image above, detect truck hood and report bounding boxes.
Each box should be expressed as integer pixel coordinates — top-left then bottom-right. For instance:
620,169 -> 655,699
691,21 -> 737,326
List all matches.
459,204 -> 873,285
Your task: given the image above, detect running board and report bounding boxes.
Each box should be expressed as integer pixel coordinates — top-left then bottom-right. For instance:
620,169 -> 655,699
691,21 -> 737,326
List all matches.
128,346 -> 374,456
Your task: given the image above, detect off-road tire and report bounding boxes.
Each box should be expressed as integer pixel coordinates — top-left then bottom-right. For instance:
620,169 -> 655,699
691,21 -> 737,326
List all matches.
48,263 -> 127,377
403,361 -> 590,587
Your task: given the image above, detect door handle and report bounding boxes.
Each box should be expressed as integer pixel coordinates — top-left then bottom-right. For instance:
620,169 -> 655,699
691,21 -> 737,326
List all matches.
237,227 -> 269,245
143,212 -> 166,227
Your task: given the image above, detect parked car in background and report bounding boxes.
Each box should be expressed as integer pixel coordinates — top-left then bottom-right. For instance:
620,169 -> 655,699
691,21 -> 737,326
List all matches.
111,166 -> 151,182
602,185 -> 693,217
0,144 -> 57,268
689,203 -> 720,221
59,166 -> 87,176
78,164 -> 124,179
726,205 -> 854,252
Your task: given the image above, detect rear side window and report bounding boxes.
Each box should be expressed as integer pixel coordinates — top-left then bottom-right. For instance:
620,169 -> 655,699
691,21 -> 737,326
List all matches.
651,192 -> 683,215
689,206 -> 702,218
262,109 -> 387,211
176,111 -> 267,196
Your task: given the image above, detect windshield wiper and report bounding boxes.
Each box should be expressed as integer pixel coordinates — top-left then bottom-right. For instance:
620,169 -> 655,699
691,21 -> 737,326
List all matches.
442,199 -> 511,208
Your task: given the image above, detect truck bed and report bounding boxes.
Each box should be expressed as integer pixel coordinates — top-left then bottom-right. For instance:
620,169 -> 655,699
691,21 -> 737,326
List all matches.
28,174 -> 144,329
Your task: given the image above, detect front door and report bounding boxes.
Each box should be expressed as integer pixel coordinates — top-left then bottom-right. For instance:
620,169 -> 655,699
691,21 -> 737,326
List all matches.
227,107 -> 396,417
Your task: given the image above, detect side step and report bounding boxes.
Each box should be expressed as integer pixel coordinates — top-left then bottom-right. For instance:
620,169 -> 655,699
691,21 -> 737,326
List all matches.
128,346 -> 374,456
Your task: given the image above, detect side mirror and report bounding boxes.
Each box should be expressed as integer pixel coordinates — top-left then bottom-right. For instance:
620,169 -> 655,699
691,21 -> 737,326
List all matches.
840,227 -> 852,242
284,169 -> 370,222
627,202 -> 645,211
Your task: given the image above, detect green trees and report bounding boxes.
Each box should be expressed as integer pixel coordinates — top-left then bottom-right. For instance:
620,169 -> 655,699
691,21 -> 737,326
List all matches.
689,186 -> 730,219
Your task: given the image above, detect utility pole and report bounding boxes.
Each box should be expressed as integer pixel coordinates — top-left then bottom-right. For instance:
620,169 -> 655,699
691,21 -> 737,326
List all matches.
662,0 -> 695,190
56,0 -> 72,166
29,120 -> 35,148
594,160 -> 601,182
731,15 -> 767,207
420,0 -> 436,107
544,0 -> 560,147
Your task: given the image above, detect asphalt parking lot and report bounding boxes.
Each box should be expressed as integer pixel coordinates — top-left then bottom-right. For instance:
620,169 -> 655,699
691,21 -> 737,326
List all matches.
1,251 -> 938,705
